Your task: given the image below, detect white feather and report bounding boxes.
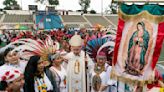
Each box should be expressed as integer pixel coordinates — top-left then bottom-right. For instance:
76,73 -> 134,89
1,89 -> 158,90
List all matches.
97,41 -> 115,55
55,41 -> 60,50
11,45 -> 35,54
19,39 -> 44,49
102,34 -> 116,39
106,28 -> 117,34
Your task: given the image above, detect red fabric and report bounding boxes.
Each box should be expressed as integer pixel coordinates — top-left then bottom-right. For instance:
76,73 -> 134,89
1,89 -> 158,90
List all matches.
11,38 -> 19,42
9,74 -> 14,79
97,51 -> 106,57
1,76 -> 7,81
5,71 -> 10,76
147,69 -> 163,89
147,82 -> 161,89
155,69 -> 163,81
151,22 -> 164,69
14,70 -> 19,73
113,18 -> 125,65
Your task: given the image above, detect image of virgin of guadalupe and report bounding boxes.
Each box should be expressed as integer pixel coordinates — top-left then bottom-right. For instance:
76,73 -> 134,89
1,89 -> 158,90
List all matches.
125,22 -> 150,76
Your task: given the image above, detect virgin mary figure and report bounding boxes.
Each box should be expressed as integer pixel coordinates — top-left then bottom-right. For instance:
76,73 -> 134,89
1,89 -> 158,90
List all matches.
125,22 -> 150,76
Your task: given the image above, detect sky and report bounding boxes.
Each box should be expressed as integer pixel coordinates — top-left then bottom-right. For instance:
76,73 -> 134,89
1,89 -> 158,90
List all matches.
0,0 -> 112,13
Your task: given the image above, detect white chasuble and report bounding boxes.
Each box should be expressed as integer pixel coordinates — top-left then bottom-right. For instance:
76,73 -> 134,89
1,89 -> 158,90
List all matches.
66,51 -> 94,92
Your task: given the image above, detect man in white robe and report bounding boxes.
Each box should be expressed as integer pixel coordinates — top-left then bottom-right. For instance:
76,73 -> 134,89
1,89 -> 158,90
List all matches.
64,33 -> 94,92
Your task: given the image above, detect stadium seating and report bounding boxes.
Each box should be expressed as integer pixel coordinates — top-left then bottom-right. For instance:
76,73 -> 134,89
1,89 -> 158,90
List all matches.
3,14 -> 33,23
105,15 -> 118,26
84,24 -> 91,28
84,15 -> 111,27
61,15 -> 87,22
65,24 -> 79,28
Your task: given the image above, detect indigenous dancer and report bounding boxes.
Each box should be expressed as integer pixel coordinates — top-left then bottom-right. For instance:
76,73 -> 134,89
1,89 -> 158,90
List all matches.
0,65 -> 24,92
49,53 -> 67,92
8,36 -> 60,92
85,32 -> 116,92
24,55 -> 59,92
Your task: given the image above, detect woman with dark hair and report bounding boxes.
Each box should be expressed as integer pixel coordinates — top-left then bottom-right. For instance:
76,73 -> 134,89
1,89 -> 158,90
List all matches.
24,55 -> 59,92
1,47 -> 27,73
0,48 -> 14,66
7,35 -> 60,92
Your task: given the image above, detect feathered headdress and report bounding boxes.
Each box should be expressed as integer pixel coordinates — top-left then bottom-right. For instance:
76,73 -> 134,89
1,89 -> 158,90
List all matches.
86,32 -> 115,64
10,35 -> 60,65
0,65 -> 22,83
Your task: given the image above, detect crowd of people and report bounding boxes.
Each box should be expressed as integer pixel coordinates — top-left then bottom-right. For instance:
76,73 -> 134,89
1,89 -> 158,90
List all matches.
0,26 -> 163,92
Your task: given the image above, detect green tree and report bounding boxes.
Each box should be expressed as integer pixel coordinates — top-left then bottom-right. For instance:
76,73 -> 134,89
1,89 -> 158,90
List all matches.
79,0 -> 90,13
3,0 -> 20,10
48,0 -> 59,5
36,0 -> 59,6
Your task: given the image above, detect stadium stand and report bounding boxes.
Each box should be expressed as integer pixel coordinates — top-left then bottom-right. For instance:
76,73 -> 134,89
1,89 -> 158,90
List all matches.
61,15 -> 91,28
84,24 -> 91,28
65,24 -> 79,28
3,14 -> 33,23
105,15 -> 118,26
84,15 -> 112,27
4,10 -> 33,15
61,15 -> 87,22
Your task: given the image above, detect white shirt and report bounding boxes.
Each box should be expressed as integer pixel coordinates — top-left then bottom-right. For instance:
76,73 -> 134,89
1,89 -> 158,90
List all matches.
34,73 -> 53,92
50,66 -> 67,92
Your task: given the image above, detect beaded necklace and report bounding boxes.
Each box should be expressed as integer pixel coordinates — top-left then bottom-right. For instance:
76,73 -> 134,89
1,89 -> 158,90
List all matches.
94,63 -> 105,75
34,74 -> 47,92
92,64 -> 105,91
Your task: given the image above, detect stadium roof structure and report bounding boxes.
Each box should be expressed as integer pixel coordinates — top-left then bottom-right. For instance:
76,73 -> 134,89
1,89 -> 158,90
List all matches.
61,15 -> 118,28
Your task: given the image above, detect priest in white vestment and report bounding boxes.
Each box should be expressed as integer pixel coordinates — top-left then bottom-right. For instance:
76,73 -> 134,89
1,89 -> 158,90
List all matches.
64,33 -> 94,92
